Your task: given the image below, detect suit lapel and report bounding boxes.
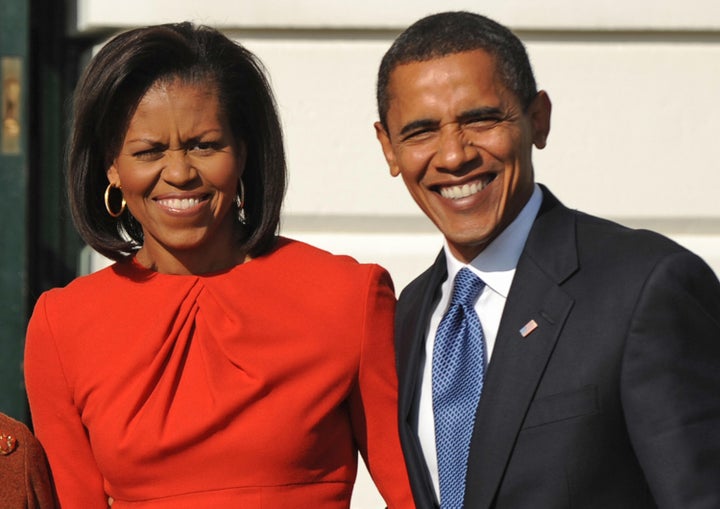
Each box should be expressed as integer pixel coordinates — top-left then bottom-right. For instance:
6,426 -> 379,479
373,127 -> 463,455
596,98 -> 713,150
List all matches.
395,251 -> 447,508
396,251 -> 447,424
464,188 -> 579,507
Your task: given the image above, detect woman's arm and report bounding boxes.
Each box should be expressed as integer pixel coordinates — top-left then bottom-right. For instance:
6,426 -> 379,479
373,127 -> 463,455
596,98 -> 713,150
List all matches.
25,292 -> 109,508
349,265 -> 415,509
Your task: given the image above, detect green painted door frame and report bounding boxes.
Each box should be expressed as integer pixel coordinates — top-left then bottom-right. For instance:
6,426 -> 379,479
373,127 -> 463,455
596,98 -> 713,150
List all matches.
1,0 -> 82,423
0,0 -> 30,422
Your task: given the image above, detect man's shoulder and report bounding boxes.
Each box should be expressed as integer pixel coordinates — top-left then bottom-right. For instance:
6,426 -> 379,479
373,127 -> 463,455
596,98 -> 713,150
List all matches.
545,205 -> 717,295
536,189 -> 691,264
571,208 -> 688,259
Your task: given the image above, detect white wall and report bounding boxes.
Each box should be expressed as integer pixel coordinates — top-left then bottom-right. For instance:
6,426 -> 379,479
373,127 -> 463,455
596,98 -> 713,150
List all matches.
73,1 -> 720,505
75,0 -> 720,287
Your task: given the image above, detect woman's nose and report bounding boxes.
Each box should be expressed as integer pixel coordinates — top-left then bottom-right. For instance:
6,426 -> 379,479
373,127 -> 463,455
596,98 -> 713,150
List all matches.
161,149 -> 197,185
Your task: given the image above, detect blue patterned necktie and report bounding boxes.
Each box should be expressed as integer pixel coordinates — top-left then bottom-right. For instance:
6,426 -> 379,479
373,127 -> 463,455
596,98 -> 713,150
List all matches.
433,267 -> 486,509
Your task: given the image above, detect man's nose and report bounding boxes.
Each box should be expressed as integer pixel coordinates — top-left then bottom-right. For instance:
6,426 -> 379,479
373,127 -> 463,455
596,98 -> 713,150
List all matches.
433,126 -> 477,172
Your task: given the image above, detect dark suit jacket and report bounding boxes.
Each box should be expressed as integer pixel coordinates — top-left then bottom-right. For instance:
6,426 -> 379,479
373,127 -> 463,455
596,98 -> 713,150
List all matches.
395,186 -> 720,509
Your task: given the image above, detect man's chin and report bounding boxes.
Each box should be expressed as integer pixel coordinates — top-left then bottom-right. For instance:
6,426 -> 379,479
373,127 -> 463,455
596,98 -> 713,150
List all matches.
444,232 -> 497,263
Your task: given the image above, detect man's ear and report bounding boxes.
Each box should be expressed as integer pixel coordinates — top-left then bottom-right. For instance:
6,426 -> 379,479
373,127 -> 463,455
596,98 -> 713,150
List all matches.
529,90 -> 552,149
374,121 -> 401,177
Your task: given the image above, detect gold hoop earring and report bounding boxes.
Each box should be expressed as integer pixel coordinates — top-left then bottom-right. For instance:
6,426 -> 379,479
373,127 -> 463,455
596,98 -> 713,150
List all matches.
236,179 -> 247,224
104,183 -> 126,218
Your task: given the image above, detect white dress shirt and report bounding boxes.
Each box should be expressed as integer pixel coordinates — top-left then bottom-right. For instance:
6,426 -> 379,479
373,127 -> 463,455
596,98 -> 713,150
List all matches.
415,184 -> 543,499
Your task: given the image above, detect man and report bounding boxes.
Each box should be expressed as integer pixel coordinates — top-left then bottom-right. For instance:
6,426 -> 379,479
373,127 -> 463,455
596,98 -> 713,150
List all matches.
374,11 -> 720,509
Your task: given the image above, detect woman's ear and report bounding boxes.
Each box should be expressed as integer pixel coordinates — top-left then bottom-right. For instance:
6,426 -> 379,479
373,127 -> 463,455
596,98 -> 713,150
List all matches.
107,164 -> 121,187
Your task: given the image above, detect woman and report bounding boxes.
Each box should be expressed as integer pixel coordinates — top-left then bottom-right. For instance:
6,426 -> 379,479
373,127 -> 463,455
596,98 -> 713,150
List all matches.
24,23 -> 413,508
0,412 -> 57,508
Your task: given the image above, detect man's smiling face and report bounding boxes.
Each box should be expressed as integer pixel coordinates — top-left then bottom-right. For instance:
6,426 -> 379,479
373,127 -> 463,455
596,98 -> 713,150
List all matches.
376,49 -> 551,263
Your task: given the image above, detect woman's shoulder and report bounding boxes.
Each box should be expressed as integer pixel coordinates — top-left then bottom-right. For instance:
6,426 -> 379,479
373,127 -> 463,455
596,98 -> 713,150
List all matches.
41,262 -> 121,298
267,236 -> 388,277
0,412 -> 32,451
0,413 -> 47,462
0,413 -> 46,472
33,260 -> 145,318
250,237 -> 391,291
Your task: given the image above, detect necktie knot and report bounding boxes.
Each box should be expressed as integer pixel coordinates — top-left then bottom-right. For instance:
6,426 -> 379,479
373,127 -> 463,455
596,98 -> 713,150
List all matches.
449,267 -> 484,308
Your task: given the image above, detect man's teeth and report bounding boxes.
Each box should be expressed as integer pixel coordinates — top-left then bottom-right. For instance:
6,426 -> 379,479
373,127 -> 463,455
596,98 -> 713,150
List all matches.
158,198 -> 201,210
440,180 -> 486,199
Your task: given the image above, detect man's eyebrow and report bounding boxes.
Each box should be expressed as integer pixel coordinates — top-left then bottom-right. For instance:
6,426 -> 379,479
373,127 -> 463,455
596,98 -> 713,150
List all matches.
399,118 -> 439,137
457,106 -> 504,122
398,106 -> 506,137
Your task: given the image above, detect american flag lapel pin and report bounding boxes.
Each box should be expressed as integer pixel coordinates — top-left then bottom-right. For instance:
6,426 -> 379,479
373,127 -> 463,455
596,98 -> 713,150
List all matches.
519,319 -> 538,338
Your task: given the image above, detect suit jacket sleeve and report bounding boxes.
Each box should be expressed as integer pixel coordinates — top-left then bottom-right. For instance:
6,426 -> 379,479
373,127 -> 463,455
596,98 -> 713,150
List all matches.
622,250 -> 720,507
348,265 -> 415,509
24,292 -> 108,508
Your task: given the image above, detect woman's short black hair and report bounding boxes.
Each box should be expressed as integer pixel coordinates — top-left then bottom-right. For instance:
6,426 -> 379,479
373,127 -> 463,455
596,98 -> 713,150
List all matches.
68,22 -> 286,261
377,11 -> 538,129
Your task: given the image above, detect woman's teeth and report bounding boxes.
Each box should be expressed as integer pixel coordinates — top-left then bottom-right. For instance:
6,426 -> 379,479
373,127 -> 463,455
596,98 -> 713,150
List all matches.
158,197 -> 201,210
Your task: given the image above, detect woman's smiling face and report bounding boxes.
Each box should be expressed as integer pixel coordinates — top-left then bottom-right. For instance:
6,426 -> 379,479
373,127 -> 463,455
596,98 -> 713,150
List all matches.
107,78 -> 245,273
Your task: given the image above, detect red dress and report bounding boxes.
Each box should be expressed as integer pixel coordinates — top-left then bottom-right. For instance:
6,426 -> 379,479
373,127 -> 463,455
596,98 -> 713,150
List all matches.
25,238 -> 414,508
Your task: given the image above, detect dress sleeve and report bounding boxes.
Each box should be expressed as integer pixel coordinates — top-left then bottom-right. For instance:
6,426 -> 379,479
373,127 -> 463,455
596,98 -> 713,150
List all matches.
622,251 -> 720,507
24,292 -> 109,508
348,265 -> 415,509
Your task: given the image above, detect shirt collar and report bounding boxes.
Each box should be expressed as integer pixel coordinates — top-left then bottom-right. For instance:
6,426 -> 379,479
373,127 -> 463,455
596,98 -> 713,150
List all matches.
444,184 -> 543,298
